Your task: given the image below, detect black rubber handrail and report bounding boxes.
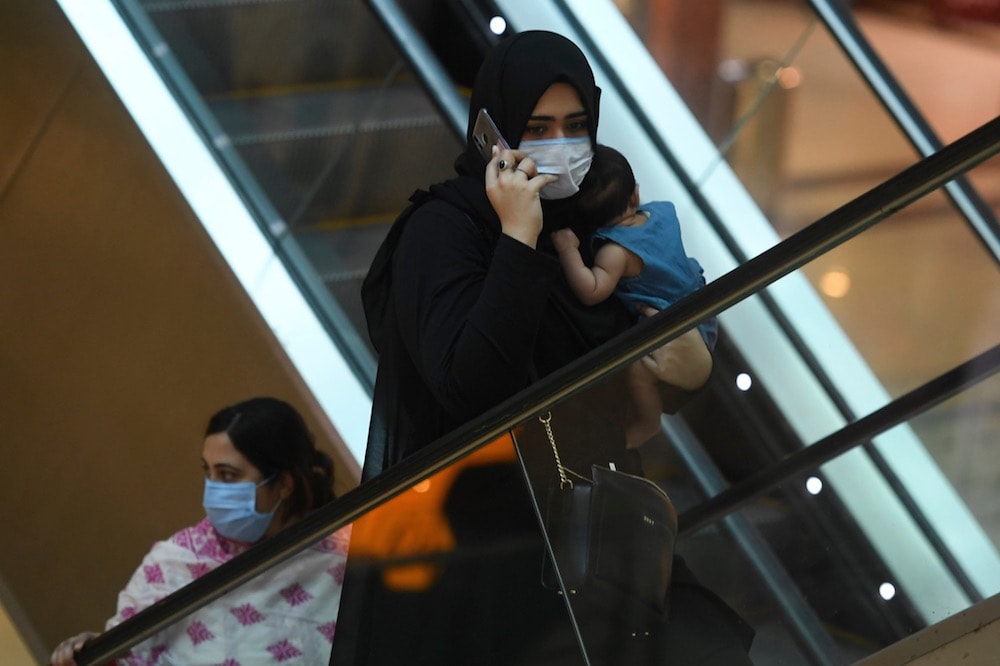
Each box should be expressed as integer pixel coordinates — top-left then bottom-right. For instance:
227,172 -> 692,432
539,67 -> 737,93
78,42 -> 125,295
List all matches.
73,106 -> 1000,664
679,342 -> 1000,535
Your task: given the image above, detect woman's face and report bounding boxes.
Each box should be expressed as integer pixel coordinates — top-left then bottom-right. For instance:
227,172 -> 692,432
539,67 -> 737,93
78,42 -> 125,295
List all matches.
520,82 -> 589,143
202,432 -> 286,522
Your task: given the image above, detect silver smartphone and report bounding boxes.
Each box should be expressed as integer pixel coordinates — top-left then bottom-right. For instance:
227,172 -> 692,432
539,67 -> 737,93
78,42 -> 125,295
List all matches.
472,108 -> 510,161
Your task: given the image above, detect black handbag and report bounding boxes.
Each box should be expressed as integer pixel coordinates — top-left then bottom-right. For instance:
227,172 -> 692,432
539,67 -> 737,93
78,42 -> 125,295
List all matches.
537,412 -> 677,613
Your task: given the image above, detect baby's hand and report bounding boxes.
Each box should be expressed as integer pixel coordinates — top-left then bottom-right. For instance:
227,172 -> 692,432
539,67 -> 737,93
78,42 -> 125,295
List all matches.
551,228 -> 580,253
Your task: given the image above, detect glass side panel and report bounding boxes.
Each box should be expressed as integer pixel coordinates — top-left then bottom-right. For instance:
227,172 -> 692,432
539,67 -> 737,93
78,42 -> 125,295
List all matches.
614,0 -> 1000,235
613,0 -> 1000,376
81,1 -> 1000,663
81,313 -> 997,666
501,355 -> 889,666
913,374 -> 1000,552
799,163 -> 1000,400
331,435 -> 588,664
856,4 -> 1000,146
603,0 -> 1000,605
501,311 -> 998,664
134,0 -> 464,369
714,0 -> 922,232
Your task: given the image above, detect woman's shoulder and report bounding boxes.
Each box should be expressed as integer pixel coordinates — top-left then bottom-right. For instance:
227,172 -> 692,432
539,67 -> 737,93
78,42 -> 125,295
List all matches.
408,177 -> 500,235
159,517 -> 249,562
406,195 -> 495,235
397,196 -> 500,258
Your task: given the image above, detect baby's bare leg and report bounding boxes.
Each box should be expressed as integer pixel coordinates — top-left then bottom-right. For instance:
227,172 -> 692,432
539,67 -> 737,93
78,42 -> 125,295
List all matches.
625,360 -> 665,449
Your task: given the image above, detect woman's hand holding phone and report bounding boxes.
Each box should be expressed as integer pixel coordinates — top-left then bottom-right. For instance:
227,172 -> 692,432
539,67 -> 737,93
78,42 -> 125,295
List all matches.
485,146 -> 556,248
475,108 -> 556,247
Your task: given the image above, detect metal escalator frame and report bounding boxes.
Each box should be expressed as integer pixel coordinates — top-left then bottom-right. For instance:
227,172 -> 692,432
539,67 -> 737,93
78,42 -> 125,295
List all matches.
511,0 -> 1000,615
60,3 -> 1000,656
110,0 -> 381,392
70,97 -> 1000,664
56,0 -> 376,464
680,342 -> 1000,536
807,0 -> 1000,264
359,5 -> 861,656
365,0 -> 470,138
663,414 -> 845,666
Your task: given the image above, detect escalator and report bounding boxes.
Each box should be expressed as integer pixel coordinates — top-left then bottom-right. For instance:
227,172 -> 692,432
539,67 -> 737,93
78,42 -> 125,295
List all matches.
53,0 -> 1000,663
120,0 -> 494,386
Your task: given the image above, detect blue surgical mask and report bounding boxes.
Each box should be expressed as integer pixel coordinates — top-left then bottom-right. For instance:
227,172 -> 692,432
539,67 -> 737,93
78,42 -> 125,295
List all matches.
518,137 -> 593,199
203,476 -> 281,543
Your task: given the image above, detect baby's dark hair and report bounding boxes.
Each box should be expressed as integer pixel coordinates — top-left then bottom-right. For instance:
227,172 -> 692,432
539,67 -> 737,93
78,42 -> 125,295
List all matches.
575,144 -> 636,233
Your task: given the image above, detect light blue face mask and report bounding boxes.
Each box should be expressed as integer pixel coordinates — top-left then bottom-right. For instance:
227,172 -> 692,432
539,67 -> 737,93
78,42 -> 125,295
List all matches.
518,136 -> 593,199
203,476 -> 281,543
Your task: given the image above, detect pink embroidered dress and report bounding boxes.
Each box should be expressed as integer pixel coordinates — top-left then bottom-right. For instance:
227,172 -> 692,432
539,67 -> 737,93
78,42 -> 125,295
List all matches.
105,518 -> 350,665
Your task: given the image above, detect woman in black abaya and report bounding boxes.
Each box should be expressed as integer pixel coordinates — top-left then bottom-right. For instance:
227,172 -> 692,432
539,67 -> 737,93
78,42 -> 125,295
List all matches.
331,30 -> 754,665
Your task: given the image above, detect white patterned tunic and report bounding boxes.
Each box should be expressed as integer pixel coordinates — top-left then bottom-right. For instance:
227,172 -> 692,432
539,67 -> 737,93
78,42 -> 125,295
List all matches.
106,518 -> 349,665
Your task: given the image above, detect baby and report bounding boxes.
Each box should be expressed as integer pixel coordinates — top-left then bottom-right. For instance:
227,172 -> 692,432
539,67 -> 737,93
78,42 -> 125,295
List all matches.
553,144 -> 715,447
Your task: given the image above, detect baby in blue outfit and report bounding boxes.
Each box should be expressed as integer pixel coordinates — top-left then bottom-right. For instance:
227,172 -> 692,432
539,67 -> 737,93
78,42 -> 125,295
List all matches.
553,144 -> 715,446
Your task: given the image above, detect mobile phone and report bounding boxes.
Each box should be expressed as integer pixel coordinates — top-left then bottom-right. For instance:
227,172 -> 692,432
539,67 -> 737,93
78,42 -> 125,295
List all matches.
472,108 -> 510,161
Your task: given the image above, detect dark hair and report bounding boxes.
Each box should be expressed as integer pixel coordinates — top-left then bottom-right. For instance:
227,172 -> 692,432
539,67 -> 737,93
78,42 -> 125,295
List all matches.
574,144 -> 636,235
205,397 -> 335,519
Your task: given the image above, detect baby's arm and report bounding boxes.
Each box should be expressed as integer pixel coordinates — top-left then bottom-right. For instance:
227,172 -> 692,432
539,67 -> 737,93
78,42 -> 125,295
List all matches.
552,229 -> 631,306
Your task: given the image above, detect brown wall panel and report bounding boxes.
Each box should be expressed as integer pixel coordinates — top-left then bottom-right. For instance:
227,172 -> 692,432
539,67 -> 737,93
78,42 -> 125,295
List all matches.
0,1 -> 358,659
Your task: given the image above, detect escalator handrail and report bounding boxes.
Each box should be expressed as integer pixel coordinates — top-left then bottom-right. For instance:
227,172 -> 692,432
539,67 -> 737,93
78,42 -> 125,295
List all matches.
680,342 -> 1000,536
73,113 -> 1000,666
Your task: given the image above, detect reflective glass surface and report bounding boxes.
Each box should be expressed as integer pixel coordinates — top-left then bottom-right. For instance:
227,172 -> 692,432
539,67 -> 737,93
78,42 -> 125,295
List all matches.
77,1 -> 1000,664
913,374 -> 1000,551
332,435 -> 590,664
613,0 -> 1000,608
135,0 -> 464,370
502,308 -> 997,664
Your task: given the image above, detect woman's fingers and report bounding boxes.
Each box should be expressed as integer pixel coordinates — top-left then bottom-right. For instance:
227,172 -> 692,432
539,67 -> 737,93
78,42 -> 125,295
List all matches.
484,148 -> 560,247
488,151 -> 556,193
51,640 -> 77,665
513,155 -> 537,177
51,631 -> 98,666
528,173 -> 559,193
490,149 -> 546,177
486,150 -> 545,246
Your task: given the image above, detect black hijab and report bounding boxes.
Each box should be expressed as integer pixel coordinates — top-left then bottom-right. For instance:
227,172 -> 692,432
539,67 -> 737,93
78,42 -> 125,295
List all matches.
418,29 -> 608,262
363,30 -> 629,366
455,30 -> 601,173
452,30 -> 604,236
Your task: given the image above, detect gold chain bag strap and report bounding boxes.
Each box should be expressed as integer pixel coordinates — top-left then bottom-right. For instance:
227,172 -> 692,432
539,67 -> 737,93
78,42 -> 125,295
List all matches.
538,412 -> 678,613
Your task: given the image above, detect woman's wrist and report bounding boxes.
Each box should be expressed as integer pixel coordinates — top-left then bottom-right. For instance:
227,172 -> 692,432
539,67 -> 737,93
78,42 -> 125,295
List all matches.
501,227 -> 539,249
